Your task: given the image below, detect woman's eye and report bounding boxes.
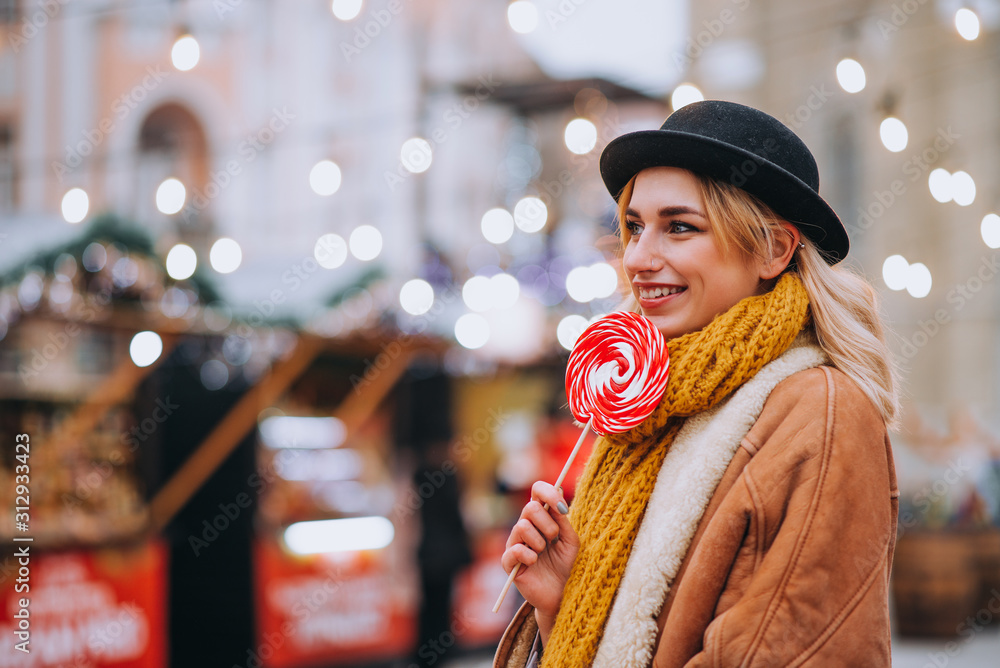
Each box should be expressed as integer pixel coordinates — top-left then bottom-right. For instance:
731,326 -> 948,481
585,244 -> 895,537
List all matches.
669,221 -> 697,233
626,220 -> 643,235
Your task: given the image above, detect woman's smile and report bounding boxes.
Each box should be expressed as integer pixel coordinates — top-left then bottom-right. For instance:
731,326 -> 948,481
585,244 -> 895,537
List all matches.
633,282 -> 688,309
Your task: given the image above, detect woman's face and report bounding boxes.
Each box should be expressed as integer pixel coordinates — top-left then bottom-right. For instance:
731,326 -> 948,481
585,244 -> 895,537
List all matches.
622,166 -> 772,340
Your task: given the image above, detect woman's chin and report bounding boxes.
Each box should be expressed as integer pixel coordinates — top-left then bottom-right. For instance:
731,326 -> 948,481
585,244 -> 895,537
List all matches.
641,313 -> 690,341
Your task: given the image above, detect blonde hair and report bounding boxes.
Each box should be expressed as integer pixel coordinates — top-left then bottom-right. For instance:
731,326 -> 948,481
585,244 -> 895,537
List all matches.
614,173 -> 901,428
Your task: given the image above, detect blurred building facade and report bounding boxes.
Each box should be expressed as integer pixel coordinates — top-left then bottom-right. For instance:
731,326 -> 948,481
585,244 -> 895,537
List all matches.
1,0 -> 668,352
682,0 -> 1000,427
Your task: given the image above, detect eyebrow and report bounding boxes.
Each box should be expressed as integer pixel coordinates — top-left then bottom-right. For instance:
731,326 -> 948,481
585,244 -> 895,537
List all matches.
625,205 -> 706,219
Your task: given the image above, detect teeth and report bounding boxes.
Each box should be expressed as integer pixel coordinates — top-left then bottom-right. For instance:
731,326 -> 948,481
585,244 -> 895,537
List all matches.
639,286 -> 685,299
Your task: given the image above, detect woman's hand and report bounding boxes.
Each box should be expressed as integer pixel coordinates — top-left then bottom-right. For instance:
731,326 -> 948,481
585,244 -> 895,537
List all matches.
501,481 -> 580,641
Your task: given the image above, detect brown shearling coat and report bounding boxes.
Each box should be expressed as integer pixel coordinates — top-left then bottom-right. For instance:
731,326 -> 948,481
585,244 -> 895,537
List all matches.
495,365 -> 899,667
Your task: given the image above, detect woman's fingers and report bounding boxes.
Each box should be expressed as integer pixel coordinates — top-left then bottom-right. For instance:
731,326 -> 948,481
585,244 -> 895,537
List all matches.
501,480 -> 577,575
501,543 -> 538,573
531,481 -> 569,515
522,500 -> 560,543
513,517 -> 548,552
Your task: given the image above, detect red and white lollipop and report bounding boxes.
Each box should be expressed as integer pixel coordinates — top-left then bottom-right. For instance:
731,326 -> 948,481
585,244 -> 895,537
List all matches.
493,310 -> 670,612
566,311 -> 670,436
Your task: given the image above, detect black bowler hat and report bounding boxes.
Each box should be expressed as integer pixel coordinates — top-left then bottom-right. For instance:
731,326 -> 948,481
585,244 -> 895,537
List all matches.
599,99 -> 849,264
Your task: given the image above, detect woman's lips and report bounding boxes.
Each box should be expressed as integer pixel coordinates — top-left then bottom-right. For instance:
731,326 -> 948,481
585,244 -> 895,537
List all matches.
635,286 -> 687,309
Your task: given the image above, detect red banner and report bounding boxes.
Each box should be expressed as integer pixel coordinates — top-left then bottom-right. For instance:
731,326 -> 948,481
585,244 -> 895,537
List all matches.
453,530 -> 520,648
253,538 -> 415,668
0,540 -> 167,668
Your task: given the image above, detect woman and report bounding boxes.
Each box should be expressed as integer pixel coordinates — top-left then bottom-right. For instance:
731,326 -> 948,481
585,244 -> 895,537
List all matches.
494,100 -> 900,667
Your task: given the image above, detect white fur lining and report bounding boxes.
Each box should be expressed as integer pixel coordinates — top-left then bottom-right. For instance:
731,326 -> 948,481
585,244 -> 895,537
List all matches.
592,335 -> 829,668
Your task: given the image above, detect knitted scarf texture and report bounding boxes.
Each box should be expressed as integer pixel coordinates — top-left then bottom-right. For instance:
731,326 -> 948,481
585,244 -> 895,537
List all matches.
540,273 -> 811,667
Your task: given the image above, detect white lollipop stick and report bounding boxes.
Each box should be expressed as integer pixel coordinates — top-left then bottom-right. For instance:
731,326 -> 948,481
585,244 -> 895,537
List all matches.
492,414 -> 594,614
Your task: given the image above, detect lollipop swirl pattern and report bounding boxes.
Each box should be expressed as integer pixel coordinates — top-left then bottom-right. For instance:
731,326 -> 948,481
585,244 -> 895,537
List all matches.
566,311 -> 670,436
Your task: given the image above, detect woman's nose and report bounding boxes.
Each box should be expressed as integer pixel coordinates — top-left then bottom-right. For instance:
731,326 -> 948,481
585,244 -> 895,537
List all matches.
624,235 -> 661,275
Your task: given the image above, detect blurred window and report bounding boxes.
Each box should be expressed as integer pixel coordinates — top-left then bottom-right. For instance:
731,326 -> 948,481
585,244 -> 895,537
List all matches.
0,0 -> 18,23
830,112 -> 860,228
0,123 -> 15,212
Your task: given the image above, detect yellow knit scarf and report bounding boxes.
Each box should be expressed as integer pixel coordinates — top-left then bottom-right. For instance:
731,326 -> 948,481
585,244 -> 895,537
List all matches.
541,273 -> 811,667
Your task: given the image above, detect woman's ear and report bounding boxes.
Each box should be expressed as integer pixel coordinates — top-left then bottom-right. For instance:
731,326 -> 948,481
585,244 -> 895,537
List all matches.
759,222 -> 801,280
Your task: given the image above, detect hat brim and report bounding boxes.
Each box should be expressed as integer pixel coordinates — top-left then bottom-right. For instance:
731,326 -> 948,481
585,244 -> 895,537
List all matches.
600,129 -> 849,264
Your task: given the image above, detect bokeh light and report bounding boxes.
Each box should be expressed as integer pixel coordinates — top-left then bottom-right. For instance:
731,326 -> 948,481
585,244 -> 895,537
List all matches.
955,8 -> 980,40
171,35 -> 200,71
61,188 -> 89,223
462,275 -> 493,312
309,160 -> 342,196
112,257 -> 139,288
981,214 -> 1000,249
566,262 -> 618,302
315,234 -> 348,269
670,83 -> 704,110
399,279 -> 434,315
950,171 -> 975,206
928,168 -> 953,203
882,255 -> 909,291
455,313 -> 490,349
557,314 -> 589,351
507,1 -> 538,34
490,273 -> 520,310
400,138 -> 432,173
349,225 -> 382,261
200,359 -> 229,390
906,262 -> 932,299
331,0 -> 363,21
481,208 -> 514,244
564,118 -> 597,155
210,238 -> 242,274
836,58 -> 866,93
165,244 -> 197,280
82,242 -> 107,272
284,517 -> 394,554
130,331 -> 163,367
513,196 -> 547,233
156,178 -> 186,214
879,117 -> 908,153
